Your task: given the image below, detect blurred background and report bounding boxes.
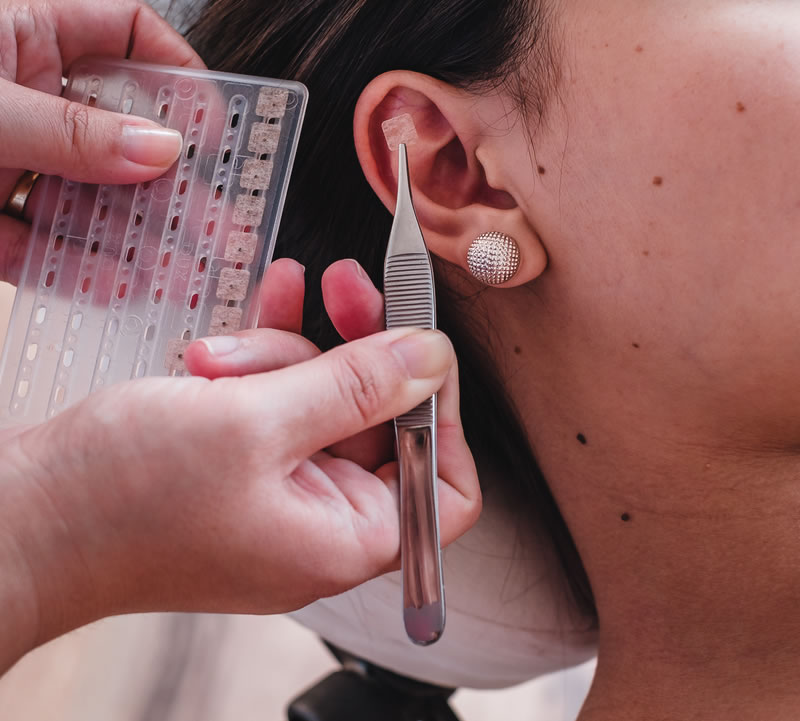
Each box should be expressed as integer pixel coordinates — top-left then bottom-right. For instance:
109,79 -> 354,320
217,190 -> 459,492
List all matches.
0,611 -> 595,720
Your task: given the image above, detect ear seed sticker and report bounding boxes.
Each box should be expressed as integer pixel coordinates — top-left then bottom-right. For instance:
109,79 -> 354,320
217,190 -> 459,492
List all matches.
240,158 -> 274,190
233,194 -> 267,226
209,305 -> 243,335
256,87 -> 289,118
248,122 -> 280,154
165,339 -> 191,373
382,113 -> 418,151
224,231 -> 258,263
216,268 -> 251,301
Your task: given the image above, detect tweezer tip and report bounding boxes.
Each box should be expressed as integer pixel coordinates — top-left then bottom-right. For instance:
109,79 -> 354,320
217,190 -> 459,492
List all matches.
394,143 -> 412,211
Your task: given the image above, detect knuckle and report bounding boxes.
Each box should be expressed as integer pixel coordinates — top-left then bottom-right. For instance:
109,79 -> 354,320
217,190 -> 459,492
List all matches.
333,353 -> 384,427
60,101 -> 94,170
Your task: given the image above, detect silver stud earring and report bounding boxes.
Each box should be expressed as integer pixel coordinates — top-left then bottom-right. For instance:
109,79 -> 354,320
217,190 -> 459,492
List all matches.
466,232 -> 521,285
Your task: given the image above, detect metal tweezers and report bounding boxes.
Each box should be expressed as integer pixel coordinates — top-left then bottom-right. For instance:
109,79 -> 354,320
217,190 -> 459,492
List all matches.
383,143 -> 445,645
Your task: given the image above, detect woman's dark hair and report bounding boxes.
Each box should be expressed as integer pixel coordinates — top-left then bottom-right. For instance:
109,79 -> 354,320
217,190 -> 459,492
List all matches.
186,0 -> 597,626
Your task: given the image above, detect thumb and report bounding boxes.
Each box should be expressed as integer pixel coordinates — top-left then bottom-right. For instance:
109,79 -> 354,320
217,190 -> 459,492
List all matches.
0,79 -> 183,184
250,328 -> 453,469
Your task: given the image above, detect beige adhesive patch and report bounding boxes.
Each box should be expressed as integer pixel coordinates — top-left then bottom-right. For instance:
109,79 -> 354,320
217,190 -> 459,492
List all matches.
232,194 -> 266,226
381,113 -> 418,151
257,87 -> 289,118
217,267 -> 250,301
165,339 -> 190,373
240,158 -> 273,190
248,122 -> 280,154
224,231 -> 258,263
209,305 -> 243,335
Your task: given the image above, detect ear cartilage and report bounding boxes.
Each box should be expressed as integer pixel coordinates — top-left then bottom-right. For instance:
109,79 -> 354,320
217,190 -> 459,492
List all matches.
0,57 -> 307,426
382,113 -> 418,151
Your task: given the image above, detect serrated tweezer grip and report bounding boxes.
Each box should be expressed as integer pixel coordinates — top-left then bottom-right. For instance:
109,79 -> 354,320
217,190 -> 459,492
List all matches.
383,143 -> 445,646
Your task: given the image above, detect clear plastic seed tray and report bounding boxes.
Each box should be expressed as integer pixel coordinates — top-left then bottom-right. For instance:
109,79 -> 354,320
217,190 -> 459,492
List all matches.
0,57 -> 307,426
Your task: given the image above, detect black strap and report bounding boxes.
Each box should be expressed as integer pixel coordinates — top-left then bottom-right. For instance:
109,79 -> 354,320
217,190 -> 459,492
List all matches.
286,643 -> 461,721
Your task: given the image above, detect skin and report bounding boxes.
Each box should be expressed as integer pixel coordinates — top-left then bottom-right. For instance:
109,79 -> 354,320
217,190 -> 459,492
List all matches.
353,0 -> 800,718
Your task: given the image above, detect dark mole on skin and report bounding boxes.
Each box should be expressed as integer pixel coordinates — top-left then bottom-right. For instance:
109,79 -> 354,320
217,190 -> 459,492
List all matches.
632,343 -> 640,349
577,433 -> 587,445
736,101 -> 746,113
513,345 -> 523,355
621,512 -> 632,522
537,165 -> 546,175
652,176 -> 663,186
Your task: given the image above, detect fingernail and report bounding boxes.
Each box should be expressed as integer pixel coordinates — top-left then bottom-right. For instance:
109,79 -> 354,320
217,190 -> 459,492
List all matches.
391,330 -> 452,378
349,259 -> 369,281
122,126 -> 183,167
199,335 -> 240,357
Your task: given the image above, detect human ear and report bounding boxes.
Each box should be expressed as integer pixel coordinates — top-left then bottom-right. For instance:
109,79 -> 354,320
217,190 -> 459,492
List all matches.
353,70 -> 547,286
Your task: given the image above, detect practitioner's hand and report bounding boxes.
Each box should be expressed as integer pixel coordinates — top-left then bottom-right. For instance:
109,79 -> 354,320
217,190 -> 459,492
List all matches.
0,0 -> 204,279
193,259 -> 480,532
188,256 -> 481,560
0,259 -> 479,674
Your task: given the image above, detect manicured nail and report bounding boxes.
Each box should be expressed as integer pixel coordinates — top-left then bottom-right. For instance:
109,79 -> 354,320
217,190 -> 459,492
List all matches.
391,330 -> 452,378
199,335 -> 240,357
122,126 -> 184,166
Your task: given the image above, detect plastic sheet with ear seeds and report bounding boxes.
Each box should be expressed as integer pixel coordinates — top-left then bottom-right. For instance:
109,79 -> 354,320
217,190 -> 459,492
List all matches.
0,57 -> 307,426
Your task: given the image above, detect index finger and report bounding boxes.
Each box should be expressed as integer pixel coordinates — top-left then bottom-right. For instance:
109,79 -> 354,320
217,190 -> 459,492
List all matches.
322,259 -> 385,341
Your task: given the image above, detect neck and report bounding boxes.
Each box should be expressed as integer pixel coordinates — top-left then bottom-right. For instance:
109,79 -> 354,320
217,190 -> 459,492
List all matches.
473,283 -> 800,721
582,654 -> 800,721
566,440 -> 800,721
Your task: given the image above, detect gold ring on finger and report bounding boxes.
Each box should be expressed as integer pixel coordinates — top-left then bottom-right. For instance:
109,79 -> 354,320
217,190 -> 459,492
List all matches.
3,170 -> 41,220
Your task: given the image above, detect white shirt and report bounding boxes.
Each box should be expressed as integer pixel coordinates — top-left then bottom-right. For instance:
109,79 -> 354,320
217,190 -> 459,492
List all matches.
292,484 -> 598,689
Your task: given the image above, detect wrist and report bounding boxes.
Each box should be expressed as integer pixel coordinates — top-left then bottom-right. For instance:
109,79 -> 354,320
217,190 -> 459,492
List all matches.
0,436 -> 43,674
0,427 -> 103,673
0,533 -> 36,675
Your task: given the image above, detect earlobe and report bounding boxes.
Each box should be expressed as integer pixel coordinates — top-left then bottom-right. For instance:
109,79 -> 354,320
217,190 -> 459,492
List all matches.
353,71 -> 548,287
